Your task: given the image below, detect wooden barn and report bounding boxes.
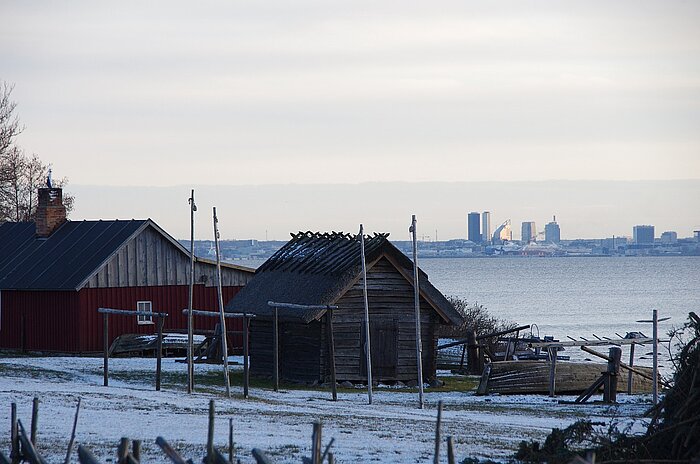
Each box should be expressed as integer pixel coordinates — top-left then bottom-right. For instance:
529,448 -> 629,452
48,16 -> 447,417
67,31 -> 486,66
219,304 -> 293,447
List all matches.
226,231 -> 462,384
0,187 -> 254,353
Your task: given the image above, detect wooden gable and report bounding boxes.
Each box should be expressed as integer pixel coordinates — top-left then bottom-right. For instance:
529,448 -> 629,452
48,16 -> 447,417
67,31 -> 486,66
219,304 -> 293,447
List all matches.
82,224 -> 253,289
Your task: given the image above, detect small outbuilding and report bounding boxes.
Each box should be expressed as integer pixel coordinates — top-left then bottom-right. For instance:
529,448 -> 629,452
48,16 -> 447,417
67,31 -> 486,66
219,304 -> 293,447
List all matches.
0,187 -> 254,353
226,231 -> 462,384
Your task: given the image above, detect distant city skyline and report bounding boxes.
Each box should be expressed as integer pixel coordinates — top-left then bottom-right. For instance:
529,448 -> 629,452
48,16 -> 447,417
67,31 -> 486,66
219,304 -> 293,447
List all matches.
68,180 -> 700,241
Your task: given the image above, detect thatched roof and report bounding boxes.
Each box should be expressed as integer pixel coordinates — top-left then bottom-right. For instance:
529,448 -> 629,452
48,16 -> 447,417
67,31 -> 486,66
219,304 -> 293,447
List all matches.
225,231 -> 462,325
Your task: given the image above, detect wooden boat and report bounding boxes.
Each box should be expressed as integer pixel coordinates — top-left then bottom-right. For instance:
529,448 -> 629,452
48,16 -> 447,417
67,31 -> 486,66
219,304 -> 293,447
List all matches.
476,360 -> 655,395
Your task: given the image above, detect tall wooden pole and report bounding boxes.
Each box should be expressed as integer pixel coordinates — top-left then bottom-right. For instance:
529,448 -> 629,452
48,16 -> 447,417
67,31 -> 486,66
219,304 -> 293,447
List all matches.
187,189 -> 197,394
652,309 -> 658,405
243,314 -> 250,399
103,313 -> 109,387
627,343 -> 636,395
327,308 -> 338,401
273,305 -> 279,392
410,215 -> 424,409
359,224 -> 373,404
156,316 -> 163,391
213,207 -> 231,397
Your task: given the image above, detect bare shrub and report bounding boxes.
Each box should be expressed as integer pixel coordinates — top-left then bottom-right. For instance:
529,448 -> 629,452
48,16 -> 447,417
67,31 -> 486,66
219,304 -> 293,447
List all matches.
439,296 -> 517,339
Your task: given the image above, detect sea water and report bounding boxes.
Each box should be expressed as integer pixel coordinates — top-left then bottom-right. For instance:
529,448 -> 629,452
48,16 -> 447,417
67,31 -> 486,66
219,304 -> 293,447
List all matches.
420,256 -> 700,371
236,255 -> 700,371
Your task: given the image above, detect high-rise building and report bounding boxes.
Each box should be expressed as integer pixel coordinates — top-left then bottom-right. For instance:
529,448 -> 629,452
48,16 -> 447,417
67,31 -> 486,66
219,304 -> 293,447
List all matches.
492,219 -> 512,245
544,216 -> 561,244
521,221 -> 536,244
468,212 -> 481,243
633,225 -> 655,244
660,231 -> 677,244
481,211 -> 491,245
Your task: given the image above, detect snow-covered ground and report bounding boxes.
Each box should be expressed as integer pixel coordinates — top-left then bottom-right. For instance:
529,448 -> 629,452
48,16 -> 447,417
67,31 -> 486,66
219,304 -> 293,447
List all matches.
0,357 -> 654,463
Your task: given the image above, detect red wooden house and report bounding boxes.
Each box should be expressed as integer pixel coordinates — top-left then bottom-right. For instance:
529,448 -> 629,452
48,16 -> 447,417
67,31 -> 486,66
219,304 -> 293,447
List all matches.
0,188 -> 254,353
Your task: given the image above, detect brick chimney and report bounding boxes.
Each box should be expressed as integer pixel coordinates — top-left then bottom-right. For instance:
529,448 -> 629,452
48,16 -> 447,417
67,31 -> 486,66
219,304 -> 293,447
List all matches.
36,188 -> 67,237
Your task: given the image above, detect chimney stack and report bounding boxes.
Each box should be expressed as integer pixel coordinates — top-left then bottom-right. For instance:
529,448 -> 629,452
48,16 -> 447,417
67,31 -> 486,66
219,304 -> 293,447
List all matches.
36,188 -> 66,237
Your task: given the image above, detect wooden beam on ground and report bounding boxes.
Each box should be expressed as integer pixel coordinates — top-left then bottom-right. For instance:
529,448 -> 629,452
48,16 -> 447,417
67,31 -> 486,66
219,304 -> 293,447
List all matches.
155,437 -> 187,464
17,420 -> 47,464
580,345 -> 669,388
251,449 -> 274,464
64,398 -> 81,464
77,446 -> 102,464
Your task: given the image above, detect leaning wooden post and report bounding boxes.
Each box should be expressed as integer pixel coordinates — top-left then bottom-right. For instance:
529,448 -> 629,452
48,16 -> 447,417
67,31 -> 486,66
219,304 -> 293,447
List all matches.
410,215 -> 425,409
312,421 -> 322,464
228,418 -> 234,464
10,403 -> 19,464
433,400 -> 443,464
64,398 -> 81,464
273,305 -> 279,392
466,330 -> 479,375
103,313 -> 109,387
447,436 -> 456,464
187,189 -> 197,394
548,346 -> 559,397
213,207 -> 231,398
243,314 -> 250,399
132,440 -> 141,463
627,342 -> 636,395
326,307 -> 338,401
30,397 -> 39,446
359,224 -> 373,404
117,437 -> 130,464
652,309 -> 658,405
206,400 -> 215,464
156,316 -> 164,391
604,346 -> 622,403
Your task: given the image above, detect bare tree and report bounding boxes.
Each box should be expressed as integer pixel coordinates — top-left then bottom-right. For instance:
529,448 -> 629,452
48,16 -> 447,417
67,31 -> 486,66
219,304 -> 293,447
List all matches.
0,81 -> 22,157
0,80 -> 74,222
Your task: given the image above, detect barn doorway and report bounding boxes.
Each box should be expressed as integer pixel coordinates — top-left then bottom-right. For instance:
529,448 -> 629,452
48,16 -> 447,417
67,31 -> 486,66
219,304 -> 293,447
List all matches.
360,319 -> 398,382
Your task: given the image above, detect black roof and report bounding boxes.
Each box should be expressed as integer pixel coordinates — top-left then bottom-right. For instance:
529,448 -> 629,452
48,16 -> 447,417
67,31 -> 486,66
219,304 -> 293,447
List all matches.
226,231 -> 462,325
0,220 -> 148,290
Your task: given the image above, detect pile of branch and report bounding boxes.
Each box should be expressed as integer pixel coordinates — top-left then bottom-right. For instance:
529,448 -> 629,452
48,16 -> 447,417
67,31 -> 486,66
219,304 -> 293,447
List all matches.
640,311 -> 700,460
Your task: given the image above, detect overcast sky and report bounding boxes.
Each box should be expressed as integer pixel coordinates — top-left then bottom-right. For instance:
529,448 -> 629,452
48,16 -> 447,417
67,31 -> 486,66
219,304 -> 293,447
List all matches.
2,1 -> 699,239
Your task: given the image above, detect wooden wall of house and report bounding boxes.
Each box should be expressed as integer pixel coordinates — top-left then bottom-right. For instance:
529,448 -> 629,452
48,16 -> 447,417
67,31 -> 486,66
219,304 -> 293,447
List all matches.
83,226 -> 253,289
326,257 -> 440,383
78,285 -> 243,353
0,290 -> 80,352
249,319 -> 322,383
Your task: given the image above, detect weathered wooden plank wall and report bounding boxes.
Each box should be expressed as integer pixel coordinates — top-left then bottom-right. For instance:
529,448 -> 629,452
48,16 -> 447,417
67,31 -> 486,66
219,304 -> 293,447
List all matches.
330,258 -> 439,383
84,226 -> 252,289
247,257 -> 442,384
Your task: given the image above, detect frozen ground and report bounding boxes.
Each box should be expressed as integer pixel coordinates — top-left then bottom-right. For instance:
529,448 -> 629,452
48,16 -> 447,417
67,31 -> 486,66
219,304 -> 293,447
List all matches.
0,357 -> 654,463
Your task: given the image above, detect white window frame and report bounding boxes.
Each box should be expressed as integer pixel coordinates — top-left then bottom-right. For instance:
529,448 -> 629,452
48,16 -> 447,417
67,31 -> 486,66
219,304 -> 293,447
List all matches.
137,301 -> 153,325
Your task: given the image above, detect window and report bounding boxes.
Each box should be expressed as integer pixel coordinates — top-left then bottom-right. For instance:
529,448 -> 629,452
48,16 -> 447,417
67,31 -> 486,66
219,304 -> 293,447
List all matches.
137,301 -> 153,324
